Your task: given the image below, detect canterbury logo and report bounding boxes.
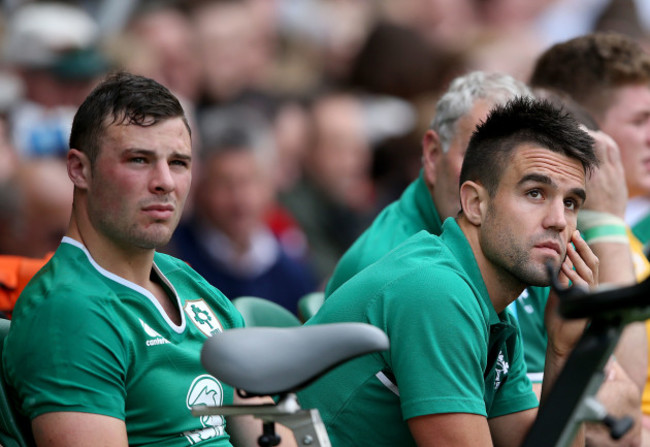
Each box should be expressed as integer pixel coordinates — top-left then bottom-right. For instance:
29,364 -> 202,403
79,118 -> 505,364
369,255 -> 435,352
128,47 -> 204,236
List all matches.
140,319 -> 171,346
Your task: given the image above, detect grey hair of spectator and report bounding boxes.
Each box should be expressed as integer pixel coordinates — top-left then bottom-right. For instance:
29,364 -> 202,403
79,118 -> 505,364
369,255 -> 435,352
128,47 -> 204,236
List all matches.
430,71 -> 534,153
198,105 -> 277,169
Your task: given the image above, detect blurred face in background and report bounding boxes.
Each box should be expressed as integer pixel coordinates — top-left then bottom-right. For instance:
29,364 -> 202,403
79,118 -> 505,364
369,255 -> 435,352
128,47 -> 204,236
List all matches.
192,1 -> 274,103
308,93 -> 373,211
127,6 -> 203,104
13,158 -> 73,257
598,84 -> 650,199
195,148 -> 273,249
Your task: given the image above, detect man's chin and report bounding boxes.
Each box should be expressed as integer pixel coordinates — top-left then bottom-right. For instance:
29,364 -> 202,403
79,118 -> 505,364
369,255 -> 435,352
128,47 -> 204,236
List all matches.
132,231 -> 174,250
520,262 -> 559,288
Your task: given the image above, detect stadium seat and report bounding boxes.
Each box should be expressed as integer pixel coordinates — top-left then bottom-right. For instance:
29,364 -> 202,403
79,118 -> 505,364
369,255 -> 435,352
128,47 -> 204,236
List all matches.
297,292 -> 325,322
0,319 -> 35,447
232,296 -> 302,327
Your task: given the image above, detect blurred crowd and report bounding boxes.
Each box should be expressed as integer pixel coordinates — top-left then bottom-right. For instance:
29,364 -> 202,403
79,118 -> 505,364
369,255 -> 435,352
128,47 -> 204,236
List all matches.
1,0 -> 649,314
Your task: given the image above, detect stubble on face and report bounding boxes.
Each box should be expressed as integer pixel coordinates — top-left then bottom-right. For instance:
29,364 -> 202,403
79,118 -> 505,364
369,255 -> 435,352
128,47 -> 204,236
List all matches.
477,145 -> 585,288
86,118 -> 192,252
481,202 -> 564,287
91,195 -> 179,251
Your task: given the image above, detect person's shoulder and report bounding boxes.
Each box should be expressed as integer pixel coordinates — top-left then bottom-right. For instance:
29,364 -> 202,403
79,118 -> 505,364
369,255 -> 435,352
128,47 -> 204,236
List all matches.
385,229 -> 449,263
17,243 -> 109,306
324,192 -> 431,296
10,267 -> 118,343
366,184 -> 429,236
384,251 -> 472,295
342,230 -> 465,297
154,251 -> 220,293
154,250 -> 190,270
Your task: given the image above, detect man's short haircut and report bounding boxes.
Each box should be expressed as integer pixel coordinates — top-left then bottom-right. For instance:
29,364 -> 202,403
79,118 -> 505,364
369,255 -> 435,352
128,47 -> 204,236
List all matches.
530,32 -> 650,119
430,71 -> 534,152
532,87 -> 600,132
69,71 -> 190,166
460,96 -> 598,197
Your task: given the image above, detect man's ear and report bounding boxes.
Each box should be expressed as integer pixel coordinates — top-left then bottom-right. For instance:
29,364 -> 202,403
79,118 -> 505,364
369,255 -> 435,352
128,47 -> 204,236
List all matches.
460,180 -> 488,226
67,149 -> 91,190
422,129 -> 443,187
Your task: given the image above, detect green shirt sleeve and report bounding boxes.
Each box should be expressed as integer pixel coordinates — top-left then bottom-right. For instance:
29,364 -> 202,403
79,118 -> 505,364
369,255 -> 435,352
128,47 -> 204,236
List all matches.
374,268 -> 491,419
489,312 -> 539,418
5,286 -> 129,420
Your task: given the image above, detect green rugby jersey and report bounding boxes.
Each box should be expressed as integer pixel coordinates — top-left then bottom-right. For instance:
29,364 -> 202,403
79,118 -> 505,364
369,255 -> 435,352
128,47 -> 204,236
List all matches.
4,237 -> 244,446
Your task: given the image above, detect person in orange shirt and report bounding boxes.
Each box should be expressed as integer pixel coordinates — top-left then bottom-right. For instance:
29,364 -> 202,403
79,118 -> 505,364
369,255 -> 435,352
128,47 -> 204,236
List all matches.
0,253 -> 52,318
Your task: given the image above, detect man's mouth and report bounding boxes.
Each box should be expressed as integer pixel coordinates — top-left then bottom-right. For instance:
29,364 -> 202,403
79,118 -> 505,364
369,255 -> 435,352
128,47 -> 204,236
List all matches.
142,204 -> 175,220
534,241 -> 562,257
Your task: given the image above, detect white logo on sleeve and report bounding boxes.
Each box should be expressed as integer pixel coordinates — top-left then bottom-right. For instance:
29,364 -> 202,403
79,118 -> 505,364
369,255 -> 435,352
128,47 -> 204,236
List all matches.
494,351 -> 510,390
185,374 -> 226,443
516,289 -> 535,314
139,319 -> 170,346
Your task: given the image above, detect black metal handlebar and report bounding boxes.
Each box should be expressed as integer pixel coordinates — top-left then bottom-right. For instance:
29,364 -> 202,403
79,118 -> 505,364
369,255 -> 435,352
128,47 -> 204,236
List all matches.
522,262 -> 648,446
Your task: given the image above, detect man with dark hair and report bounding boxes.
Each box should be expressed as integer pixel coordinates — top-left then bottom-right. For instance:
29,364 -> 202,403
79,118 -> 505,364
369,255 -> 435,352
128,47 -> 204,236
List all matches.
325,71 -> 534,296
298,97 -> 599,446
2,72 -> 295,446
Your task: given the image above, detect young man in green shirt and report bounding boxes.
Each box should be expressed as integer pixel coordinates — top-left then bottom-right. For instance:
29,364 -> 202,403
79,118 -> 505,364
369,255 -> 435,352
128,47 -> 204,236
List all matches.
3,73 -> 295,447
298,96 -> 599,446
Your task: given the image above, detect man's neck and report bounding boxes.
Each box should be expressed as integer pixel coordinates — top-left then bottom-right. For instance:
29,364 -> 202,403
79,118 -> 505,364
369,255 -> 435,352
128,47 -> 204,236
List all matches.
67,217 -> 156,288
457,217 -> 526,313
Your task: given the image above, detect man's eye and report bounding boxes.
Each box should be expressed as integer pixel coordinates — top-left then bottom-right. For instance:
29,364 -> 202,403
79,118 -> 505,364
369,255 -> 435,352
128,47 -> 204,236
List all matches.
130,157 -> 146,164
564,199 -> 577,210
527,190 -> 542,199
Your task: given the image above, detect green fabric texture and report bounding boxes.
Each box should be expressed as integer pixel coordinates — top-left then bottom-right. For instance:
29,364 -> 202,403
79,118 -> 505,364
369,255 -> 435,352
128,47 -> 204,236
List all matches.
324,172 -> 549,376
298,220 -> 538,446
4,238 -> 243,446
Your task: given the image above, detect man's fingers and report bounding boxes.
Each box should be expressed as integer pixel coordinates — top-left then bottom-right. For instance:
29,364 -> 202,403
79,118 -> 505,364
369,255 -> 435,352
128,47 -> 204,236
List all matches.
564,230 -> 599,288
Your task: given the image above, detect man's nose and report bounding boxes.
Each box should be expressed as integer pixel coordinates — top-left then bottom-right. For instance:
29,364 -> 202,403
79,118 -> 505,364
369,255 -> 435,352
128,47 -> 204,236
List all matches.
543,199 -> 568,231
151,162 -> 175,193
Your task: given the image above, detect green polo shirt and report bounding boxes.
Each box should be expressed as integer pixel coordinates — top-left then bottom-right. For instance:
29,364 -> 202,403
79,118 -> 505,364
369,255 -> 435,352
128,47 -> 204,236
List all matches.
508,287 -> 548,382
298,219 -> 538,446
324,172 -> 442,296
325,172 -> 549,378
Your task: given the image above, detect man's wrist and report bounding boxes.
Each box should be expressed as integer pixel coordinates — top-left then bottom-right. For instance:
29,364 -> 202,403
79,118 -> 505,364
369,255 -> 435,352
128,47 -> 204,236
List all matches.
578,210 -> 629,245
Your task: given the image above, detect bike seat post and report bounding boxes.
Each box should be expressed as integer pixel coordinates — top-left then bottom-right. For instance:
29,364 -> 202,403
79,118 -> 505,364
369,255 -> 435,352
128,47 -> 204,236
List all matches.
258,421 -> 281,447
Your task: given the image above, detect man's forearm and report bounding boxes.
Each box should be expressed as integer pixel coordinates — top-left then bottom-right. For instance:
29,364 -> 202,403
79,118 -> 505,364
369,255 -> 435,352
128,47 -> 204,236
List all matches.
585,360 -> 642,446
588,241 -> 636,286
